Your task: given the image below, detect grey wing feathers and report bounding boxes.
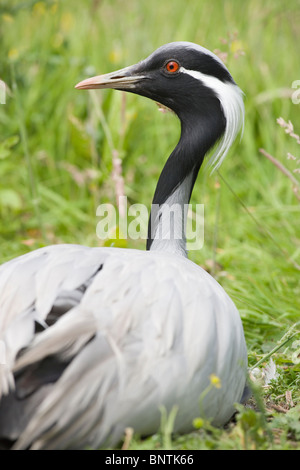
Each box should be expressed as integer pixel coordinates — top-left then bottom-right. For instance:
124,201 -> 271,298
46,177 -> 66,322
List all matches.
0,245 -> 106,397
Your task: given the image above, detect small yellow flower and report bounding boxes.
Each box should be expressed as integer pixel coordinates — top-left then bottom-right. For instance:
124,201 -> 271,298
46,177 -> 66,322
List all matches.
60,12 -> 74,33
109,49 -> 122,65
230,40 -> 244,54
33,1 -> 46,16
2,14 -> 14,23
51,2 -> 58,14
210,374 -> 222,389
193,417 -> 204,429
8,48 -> 19,61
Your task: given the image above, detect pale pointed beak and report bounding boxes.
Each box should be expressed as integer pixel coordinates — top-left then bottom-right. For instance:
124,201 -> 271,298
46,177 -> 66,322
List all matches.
75,65 -> 145,91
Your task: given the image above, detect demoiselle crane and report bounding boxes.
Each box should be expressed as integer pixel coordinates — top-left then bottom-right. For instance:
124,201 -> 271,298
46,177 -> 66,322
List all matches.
0,42 -> 248,450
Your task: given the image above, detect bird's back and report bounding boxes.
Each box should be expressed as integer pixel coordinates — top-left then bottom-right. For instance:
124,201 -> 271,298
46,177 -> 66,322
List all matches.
0,244 -> 247,449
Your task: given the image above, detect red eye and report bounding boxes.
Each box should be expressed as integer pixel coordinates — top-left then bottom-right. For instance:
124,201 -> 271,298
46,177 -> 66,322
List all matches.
165,60 -> 179,73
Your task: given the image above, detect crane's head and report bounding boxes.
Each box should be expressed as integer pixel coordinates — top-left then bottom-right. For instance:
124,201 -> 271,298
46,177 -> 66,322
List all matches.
76,42 -> 244,170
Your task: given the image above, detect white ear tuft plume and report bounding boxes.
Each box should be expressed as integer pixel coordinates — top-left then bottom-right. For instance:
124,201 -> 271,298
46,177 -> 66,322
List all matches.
208,81 -> 244,171
180,67 -> 245,172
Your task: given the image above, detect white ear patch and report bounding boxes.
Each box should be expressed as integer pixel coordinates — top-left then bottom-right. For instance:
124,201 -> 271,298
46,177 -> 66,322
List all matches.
180,67 -> 244,171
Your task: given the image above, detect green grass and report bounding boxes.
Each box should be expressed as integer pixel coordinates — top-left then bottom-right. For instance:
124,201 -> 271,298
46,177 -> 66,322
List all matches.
0,0 -> 300,450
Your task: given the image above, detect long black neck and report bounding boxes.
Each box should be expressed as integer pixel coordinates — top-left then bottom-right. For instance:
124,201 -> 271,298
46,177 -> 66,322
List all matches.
147,102 -> 225,255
